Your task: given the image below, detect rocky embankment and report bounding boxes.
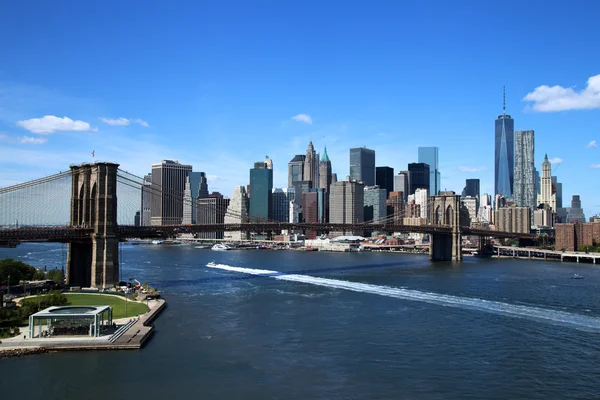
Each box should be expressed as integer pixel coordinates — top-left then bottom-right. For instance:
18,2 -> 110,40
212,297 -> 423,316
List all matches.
0,347 -> 48,358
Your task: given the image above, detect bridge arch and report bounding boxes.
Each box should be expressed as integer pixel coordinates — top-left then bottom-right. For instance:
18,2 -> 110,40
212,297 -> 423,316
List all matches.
434,205 -> 442,225
445,205 -> 454,227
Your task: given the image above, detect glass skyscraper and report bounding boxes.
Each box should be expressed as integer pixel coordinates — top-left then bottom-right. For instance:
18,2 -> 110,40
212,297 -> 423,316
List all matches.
249,159 -> 273,221
349,147 -> 375,186
513,130 -> 535,211
417,147 -> 440,195
495,91 -> 514,198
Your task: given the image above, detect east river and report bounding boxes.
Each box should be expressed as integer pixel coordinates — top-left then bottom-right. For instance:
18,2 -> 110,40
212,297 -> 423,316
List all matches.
1,242 -> 600,399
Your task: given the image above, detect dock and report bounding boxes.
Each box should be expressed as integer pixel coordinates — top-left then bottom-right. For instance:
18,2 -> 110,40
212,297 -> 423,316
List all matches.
494,245 -> 600,264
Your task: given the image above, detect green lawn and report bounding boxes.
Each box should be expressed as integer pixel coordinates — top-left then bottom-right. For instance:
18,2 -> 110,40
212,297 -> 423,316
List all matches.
64,293 -> 148,319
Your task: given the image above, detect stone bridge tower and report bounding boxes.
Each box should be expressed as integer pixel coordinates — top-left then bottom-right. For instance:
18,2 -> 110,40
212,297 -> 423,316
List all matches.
66,162 -> 120,288
428,191 -> 462,262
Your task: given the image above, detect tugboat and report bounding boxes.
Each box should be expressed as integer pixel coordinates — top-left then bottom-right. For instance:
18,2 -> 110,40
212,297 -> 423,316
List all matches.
571,274 -> 584,279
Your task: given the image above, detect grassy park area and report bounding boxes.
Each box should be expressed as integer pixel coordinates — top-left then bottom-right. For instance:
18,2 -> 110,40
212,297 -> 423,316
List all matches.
65,293 -> 148,319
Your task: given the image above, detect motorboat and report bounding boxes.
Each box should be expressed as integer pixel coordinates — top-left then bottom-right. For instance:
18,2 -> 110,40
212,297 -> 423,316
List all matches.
151,240 -> 164,245
211,243 -> 230,251
571,274 -> 584,279
207,261 -> 217,267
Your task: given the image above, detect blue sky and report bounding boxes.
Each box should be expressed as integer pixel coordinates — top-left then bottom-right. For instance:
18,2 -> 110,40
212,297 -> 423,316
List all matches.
0,1 -> 599,217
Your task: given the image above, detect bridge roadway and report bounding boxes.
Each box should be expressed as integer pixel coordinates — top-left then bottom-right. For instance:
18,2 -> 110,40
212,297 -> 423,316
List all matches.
0,223 -> 534,243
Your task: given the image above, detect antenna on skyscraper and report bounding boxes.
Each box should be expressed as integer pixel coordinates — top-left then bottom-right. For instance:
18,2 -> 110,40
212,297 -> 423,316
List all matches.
503,86 -> 506,114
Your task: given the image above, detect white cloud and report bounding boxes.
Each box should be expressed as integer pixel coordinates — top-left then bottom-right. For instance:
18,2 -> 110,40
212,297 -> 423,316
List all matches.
132,118 -> 149,127
17,115 -> 96,134
99,117 -> 149,127
100,117 -> 130,126
548,157 -> 562,164
522,74 -> 600,112
590,164 -> 600,169
292,114 -> 312,124
457,166 -> 487,172
19,136 -> 47,144
587,140 -> 598,148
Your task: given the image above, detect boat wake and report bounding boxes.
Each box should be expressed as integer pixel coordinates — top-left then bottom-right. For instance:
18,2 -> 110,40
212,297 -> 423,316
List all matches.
206,263 -> 600,332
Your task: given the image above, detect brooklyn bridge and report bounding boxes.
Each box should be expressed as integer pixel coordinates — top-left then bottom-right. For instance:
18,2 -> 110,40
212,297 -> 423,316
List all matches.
0,162 -> 534,289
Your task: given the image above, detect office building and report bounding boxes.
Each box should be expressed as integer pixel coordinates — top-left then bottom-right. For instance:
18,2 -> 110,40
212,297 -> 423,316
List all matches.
319,146 -> 332,192
140,173 -> 152,226
513,130 -> 536,212
331,173 -> 338,183
533,205 -> 554,228
249,158 -> 274,221
224,186 -> 249,241
566,195 -> 586,223
197,193 -> 230,239
189,171 -> 207,224
493,206 -> 530,234
329,179 -> 365,236
386,191 -> 405,224
272,188 -> 294,223
478,194 -> 492,224
349,147 -> 375,186
288,155 -> 305,187
394,171 -> 410,201
302,191 -> 319,239
418,147 -> 440,195
407,163 -> 430,195
375,167 -> 394,198
461,197 -> 477,226
151,160 -> 192,226
182,176 -> 193,225
537,154 -> 557,211
303,141 -> 320,188
495,88 -> 515,197
364,186 -> 387,223
462,179 -> 480,210
414,188 -> 428,220
552,176 -> 563,208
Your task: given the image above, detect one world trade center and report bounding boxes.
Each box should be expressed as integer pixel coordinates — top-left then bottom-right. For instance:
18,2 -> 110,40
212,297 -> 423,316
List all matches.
495,88 -> 514,198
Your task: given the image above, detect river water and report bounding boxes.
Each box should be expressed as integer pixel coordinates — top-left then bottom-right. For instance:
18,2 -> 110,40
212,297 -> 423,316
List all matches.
1,242 -> 600,399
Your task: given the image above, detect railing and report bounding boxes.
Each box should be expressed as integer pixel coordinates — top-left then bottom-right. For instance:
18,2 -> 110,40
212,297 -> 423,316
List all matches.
108,319 -> 137,343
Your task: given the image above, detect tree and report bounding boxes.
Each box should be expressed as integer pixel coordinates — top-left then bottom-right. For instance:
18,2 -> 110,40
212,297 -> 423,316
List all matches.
0,258 -> 37,285
46,269 -> 65,283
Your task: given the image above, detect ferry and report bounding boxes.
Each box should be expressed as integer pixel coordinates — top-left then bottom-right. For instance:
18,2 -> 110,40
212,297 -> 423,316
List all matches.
211,243 -> 231,251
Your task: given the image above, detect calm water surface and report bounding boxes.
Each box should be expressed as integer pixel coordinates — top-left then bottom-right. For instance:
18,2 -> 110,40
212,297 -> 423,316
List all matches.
1,242 -> 600,399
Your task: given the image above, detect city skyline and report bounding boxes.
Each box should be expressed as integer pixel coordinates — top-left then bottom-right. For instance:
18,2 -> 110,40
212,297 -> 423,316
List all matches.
0,2 -> 599,217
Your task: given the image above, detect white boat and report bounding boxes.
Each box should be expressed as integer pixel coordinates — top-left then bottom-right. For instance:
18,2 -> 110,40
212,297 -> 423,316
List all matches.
207,261 -> 217,266
151,240 -> 164,245
211,243 -> 230,251
571,274 -> 584,279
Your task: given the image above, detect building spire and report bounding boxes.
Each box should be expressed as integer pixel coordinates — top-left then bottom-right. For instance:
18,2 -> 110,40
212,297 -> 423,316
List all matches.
321,145 -> 330,162
503,86 -> 506,115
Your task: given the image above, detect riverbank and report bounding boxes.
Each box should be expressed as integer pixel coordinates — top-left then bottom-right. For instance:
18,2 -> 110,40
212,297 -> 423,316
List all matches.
0,298 -> 166,357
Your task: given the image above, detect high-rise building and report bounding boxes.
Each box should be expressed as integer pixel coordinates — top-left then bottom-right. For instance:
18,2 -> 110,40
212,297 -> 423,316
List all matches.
364,186 -> 387,223
197,193 -> 230,239
386,191 -> 405,224
478,194 -> 492,224
495,88 -> 515,198
552,176 -> 563,208
224,186 -> 249,241
394,171 -> 410,201
461,197 -> 477,225
272,188 -> 294,223
462,179 -> 480,203
566,195 -> 586,223
141,173 -> 152,226
329,179 -> 365,236
494,206 -> 530,233
249,157 -> 273,221
331,173 -> 338,183
418,147 -> 440,195
303,141 -> 319,188
513,130 -> 535,212
319,146 -> 332,192
537,154 -> 556,211
288,155 -> 305,187
189,171 -> 208,224
302,191 -> 319,239
414,188 -> 428,221
375,167 -> 394,198
407,163 -> 430,195
182,176 -> 193,225
533,204 -> 554,228
151,160 -> 192,226
349,147 -> 375,186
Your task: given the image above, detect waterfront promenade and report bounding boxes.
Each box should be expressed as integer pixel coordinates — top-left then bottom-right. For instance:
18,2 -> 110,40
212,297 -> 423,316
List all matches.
495,245 -> 600,264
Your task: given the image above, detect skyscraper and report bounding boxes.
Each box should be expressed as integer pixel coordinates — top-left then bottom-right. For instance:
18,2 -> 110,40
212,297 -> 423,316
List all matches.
418,147 -> 440,195
224,186 -> 249,241
537,154 -> 556,211
375,166 -> 394,198
303,141 -> 319,188
150,160 -> 192,226
197,193 -> 229,239
182,176 -> 193,225
140,173 -> 152,226
495,87 -> 515,197
462,179 -> 480,199
288,155 -> 305,187
394,171 -> 410,201
552,176 -> 563,208
249,157 -> 273,221
349,147 -> 375,186
513,130 -> 535,212
330,179 -> 365,236
319,146 -> 332,192
364,186 -> 387,223
189,171 -> 207,224
407,163 -> 430,195
566,195 -> 586,223
272,188 -> 294,223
